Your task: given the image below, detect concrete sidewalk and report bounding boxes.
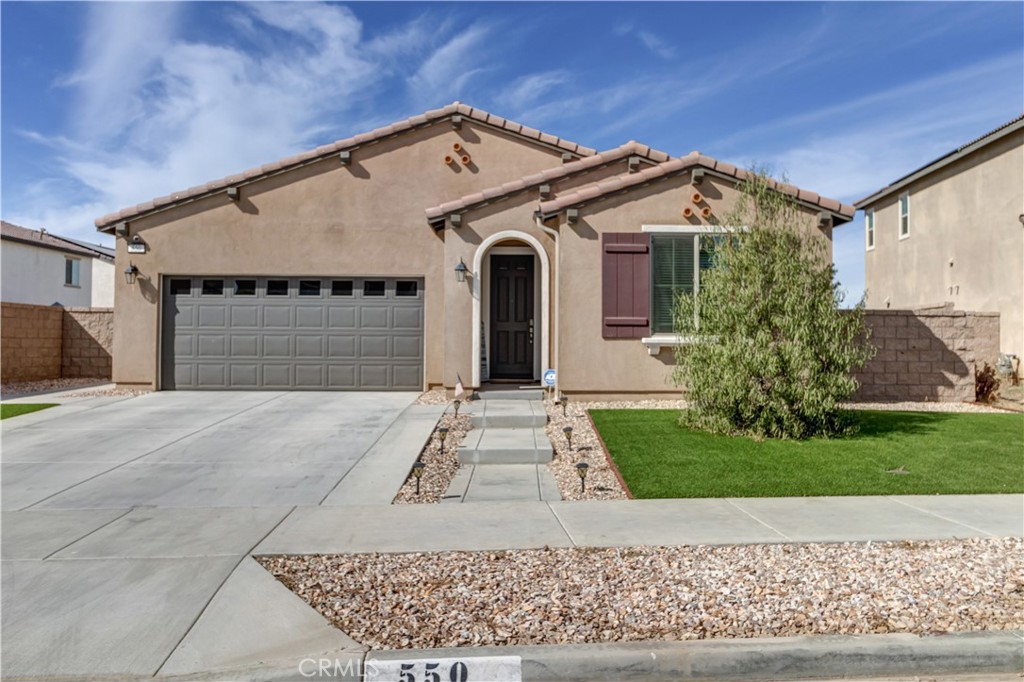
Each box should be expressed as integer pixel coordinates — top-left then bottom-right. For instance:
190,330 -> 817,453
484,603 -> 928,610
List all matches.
254,494 -> 1024,555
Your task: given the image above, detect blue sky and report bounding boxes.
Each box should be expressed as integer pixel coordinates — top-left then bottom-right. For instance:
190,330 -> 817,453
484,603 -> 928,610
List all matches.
2,1 -> 1021,302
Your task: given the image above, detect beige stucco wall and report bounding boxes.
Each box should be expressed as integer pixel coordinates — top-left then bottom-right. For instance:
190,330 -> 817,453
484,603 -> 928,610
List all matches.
455,171 -> 832,396
110,120 -> 567,388
864,129 -> 1024,367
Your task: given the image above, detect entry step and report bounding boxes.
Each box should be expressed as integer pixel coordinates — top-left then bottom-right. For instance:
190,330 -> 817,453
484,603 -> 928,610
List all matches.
457,427 -> 553,464
470,400 -> 547,428
473,388 -> 545,401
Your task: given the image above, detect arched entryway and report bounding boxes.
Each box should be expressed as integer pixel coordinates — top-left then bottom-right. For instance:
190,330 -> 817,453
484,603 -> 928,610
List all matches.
471,230 -> 550,387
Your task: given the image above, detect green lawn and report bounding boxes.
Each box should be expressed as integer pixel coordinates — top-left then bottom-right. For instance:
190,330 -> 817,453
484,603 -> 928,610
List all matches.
1,403 -> 57,420
590,409 -> 1024,498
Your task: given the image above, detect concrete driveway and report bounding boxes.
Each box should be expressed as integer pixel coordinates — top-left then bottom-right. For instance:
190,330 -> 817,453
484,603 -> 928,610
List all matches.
1,390 -> 441,679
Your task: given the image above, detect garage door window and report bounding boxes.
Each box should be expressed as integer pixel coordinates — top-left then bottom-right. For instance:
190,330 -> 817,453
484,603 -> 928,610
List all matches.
299,280 -> 322,296
364,280 -> 385,297
202,279 -> 224,296
396,281 -> 419,297
267,279 -> 288,296
331,280 -> 353,296
234,279 -> 256,296
170,279 -> 191,295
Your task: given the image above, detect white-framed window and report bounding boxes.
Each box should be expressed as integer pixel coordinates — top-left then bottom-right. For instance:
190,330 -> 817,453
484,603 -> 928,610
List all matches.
644,226 -> 737,334
64,257 -> 81,287
898,192 -> 910,239
865,209 -> 875,250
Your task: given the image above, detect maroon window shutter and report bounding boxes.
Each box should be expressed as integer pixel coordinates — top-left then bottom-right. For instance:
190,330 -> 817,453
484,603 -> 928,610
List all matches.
602,233 -> 650,338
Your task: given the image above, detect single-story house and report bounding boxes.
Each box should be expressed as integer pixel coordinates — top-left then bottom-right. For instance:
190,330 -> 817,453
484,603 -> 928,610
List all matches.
855,114 -> 1023,373
2,221 -> 115,307
95,102 -> 854,397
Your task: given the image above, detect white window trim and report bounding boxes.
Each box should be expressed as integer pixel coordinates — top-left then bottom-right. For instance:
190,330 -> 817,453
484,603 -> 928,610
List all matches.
898,192 -> 910,240
865,209 -> 875,251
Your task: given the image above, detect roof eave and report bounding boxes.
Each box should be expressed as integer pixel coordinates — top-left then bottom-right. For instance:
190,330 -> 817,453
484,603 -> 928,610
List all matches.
854,116 -> 1024,209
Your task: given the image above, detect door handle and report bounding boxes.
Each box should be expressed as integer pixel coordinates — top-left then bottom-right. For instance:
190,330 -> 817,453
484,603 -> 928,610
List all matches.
529,319 -> 534,343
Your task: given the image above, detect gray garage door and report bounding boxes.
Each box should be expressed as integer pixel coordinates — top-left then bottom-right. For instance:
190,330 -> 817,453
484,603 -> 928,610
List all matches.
161,276 -> 424,390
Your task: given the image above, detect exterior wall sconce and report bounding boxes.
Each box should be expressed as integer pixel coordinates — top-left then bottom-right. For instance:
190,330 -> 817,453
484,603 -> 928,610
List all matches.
449,214 -> 462,228
124,263 -> 139,285
575,462 -> 589,492
692,168 -> 706,185
338,151 -> 351,166
226,186 -> 240,201
565,209 -> 579,224
454,258 -> 468,282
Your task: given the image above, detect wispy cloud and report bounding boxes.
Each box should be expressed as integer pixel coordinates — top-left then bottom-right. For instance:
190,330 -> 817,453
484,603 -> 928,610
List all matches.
406,23 -> 492,106
494,70 -> 571,116
614,23 -> 676,60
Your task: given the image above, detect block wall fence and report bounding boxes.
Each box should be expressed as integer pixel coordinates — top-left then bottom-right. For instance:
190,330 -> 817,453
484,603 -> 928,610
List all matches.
854,304 -> 1000,402
1,302 -> 113,383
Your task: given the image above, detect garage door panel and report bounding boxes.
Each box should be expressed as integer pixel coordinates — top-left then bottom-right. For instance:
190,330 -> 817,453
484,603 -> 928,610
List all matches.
295,335 -> 324,358
163,277 -> 422,390
231,306 -> 260,327
263,335 -> 292,357
263,306 -> 292,328
198,306 -> 227,327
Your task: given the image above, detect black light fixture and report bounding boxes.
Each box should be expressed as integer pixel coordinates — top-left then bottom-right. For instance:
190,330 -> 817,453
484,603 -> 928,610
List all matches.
437,427 -> 449,454
560,394 -> 570,417
123,263 -> 139,285
453,399 -> 461,417
575,462 -> 589,493
411,461 -> 426,495
454,258 -> 468,283
562,425 -> 573,451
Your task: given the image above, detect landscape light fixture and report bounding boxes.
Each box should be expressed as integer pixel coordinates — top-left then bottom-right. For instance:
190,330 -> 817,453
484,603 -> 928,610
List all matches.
437,427 -> 449,454
562,425 -> 573,451
453,399 -> 462,417
411,461 -> 425,495
560,394 -> 570,417
575,462 -> 589,493
454,258 -> 468,282
123,263 -> 139,286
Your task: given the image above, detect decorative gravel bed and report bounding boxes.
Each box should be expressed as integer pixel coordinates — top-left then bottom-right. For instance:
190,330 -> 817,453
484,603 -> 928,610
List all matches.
393,409 -> 472,504
259,537 -> 1023,650
0,378 -> 108,398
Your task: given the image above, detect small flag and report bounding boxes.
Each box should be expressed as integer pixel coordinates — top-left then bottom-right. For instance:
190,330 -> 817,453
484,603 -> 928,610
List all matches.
454,373 -> 466,399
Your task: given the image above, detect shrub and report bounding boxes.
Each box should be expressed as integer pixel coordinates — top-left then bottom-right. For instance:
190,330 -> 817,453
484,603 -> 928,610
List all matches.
975,363 -> 1000,403
672,169 -> 875,439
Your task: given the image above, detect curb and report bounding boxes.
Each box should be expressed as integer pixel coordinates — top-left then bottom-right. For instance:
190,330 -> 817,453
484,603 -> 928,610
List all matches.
366,631 -> 1024,681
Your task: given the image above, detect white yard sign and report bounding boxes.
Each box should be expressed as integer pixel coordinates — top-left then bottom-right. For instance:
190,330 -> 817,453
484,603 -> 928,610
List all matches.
369,655 -> 522,682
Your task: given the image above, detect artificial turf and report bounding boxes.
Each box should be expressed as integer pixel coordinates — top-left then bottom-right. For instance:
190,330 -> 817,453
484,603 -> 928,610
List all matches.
590,409 -> 1024,498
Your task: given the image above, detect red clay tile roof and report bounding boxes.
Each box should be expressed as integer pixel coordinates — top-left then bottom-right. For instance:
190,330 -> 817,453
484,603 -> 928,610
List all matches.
424,141 -> 671,223
95,102 -> 598,231
537,152 -> 856,222
2,221 -> 114,260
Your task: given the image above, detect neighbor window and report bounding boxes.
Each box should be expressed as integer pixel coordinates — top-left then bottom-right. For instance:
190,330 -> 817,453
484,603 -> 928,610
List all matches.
865,209 -> 875,249
64,258 -> 80,287
899,192 -> 910,238
650,234 -> 721,333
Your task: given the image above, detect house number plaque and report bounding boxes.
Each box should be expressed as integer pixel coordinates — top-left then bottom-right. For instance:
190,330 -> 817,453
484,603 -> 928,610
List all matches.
371,655 -> 521,682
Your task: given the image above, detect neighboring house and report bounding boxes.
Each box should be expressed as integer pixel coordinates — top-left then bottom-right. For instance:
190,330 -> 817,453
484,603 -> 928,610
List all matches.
855,115 -> 1024,372
1,221 -> 116,307
94,102 -> 853,395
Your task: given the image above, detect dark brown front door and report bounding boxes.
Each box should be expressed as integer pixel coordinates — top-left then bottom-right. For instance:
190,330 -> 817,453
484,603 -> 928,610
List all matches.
490,255 -> 534,379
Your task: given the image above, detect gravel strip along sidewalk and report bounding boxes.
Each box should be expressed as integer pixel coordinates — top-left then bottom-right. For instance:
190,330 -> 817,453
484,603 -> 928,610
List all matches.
393,410 -> 472,504
259,537 -> 1023,650
0,378 -> 108,398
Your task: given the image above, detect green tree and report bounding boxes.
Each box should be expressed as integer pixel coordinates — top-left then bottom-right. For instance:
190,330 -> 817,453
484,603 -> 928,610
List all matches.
672,169 -> 874,439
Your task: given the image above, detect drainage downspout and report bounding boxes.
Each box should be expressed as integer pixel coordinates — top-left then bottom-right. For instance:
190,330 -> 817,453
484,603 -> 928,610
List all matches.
535,214 -> 560,397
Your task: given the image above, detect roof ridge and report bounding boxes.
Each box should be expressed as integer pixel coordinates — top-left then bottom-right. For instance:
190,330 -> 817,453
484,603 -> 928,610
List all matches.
538,154 -> 855,220
424,141 -> 674,221
96,103 -> 598,230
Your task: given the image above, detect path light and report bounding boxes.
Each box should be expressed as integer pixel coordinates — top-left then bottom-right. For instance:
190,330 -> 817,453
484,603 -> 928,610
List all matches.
575,462 -> 589,493
560,394 -> 570,417
437,427 -> 449,454
412,461 -> 425,495
562,425 -> 573,451
453,399 -> 461,417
